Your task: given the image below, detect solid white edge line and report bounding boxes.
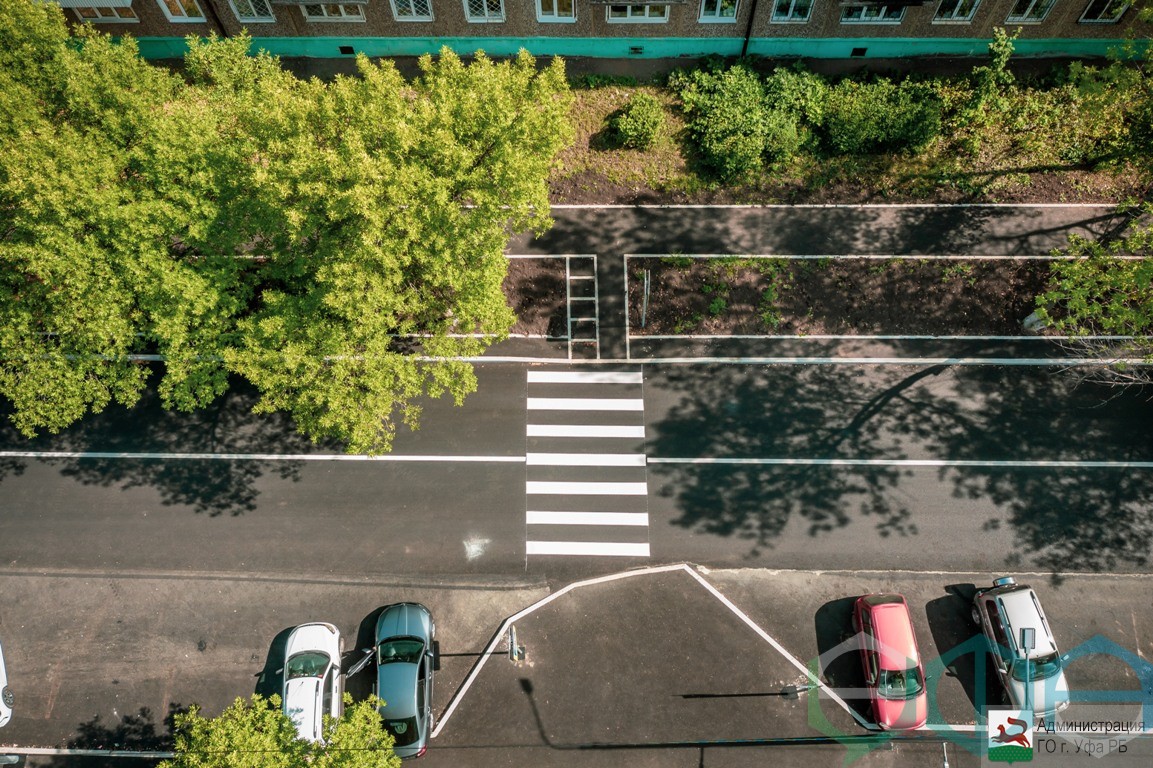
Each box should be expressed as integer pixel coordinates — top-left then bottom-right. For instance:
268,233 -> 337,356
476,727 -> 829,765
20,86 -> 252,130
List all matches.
430,563 -> 690,738
624,253 -> 1148,261
527,453 -> 647,467
636,334 -> 1137,341
527,397 -> 645,411
649,458 -> 1153,469
526,511 -> 650,526
549,203 -> 1120,209
0,748 -> 177,758
680,567 -> 870,729
5,453 -> 1148,468
0,452 -> 525,462
470,356 -> 1153,366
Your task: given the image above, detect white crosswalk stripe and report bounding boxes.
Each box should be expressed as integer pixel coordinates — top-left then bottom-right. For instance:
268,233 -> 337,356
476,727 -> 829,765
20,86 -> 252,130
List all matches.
525,368 -> 650,558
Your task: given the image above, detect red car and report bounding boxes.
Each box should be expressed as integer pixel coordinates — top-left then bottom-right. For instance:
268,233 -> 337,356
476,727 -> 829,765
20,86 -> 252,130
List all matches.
852,594 -> 928,730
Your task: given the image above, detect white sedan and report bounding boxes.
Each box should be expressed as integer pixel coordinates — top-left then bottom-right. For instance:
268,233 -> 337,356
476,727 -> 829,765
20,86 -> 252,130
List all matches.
0,635 -> 12,728
281,623 -> 343,742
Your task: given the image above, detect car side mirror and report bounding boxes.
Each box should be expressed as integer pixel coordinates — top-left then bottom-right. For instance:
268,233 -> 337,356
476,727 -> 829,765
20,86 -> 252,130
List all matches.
275,667 -> 284,675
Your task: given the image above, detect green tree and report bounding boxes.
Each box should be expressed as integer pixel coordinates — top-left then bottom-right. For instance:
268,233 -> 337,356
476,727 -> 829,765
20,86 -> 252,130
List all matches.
0,0 -> 572,453
160,695 -> 400,768
0,0 -> 182,435
1036,208 -> 1153,382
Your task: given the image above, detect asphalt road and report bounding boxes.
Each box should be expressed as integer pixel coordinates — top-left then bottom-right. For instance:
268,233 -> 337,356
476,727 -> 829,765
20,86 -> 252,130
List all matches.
2,204 -> 1152,767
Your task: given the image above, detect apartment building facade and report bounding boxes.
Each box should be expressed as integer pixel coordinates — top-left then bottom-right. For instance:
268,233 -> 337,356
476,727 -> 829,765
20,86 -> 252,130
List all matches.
55,0 -> 1147,60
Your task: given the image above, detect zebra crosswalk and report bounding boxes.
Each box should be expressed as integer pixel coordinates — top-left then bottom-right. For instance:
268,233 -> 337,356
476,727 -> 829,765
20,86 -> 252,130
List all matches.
524,369 -> 650,558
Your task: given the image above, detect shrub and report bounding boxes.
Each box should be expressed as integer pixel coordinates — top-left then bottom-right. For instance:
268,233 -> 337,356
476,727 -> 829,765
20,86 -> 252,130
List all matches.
671,63 -> 796,181
609,93 -> 665,150
822,78 -> 943,155
764,65 -> 829,147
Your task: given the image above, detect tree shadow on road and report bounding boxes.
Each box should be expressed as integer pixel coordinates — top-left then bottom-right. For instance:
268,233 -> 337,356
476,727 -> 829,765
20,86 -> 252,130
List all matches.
0,372 -> 322,517
39,704 -> 187,768
647,362 -> 1153,579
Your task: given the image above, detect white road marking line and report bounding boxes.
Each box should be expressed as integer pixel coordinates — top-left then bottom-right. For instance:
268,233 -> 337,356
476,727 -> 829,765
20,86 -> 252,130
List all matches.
650,457 -> 1153,469
625,253 -> 1144,261
550,203 -> 1119,209
526,481 -> 647,495
638,334 -> 1135,341
526,424 -> 646,438
527,371 -> 644,384
525,541 -> 651,556
0,451 -> 525,462
527,452 -> 646,467
465,356 -> 1153,366
527,397 -> 644,411
431,563 -> 868,740
526,511 -> 649,526
680,567 -> 870,729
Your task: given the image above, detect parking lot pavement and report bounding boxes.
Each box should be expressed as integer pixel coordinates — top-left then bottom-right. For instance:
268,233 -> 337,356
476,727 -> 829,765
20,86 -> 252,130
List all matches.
6,565 -> 1153,768
0,569 -> 546,751
428,565 -> 1153,768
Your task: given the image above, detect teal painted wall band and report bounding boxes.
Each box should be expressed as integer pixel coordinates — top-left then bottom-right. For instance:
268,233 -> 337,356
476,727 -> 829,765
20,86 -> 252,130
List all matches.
130,35 -> 1139,60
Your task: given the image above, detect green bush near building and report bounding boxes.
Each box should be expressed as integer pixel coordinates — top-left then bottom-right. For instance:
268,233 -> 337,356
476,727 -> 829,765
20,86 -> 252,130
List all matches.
609,92 -> 665,150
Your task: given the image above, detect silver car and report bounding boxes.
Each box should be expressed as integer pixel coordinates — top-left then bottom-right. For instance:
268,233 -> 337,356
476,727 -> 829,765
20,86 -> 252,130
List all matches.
0,635 -> 12,728
972,576 -> 1070,717
374,603 -> 435,759
281,623 -> 343,743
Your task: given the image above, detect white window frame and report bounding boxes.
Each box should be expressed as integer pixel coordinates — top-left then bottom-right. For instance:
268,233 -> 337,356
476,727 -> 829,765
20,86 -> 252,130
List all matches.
229,0 -> 276,21
606,3 -> 669,21
463,0 -> 504,21
72,5 -> 139,22
155,0 -> 206,22
1005,0 -> 1055,21
839,3 -> 905,22
536,0 -> 576,21
390,0 -> 434,20
300,2 -> 366,19
1079,0 -> 1128,21
770,0 -> 812,21
699,0 -> 738,21
933,0 -> 979,21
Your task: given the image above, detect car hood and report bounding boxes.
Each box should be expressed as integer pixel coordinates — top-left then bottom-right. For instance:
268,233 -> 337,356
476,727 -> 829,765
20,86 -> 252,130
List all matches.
873,692 -> 928,731
284,677 -> 322,742
285,623 -> 340,660
1009,670 -> 1071,717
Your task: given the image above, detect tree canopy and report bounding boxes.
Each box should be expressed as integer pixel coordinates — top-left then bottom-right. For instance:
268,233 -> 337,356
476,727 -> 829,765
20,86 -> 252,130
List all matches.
159,695 -> 400,768
0,0 -> 572,452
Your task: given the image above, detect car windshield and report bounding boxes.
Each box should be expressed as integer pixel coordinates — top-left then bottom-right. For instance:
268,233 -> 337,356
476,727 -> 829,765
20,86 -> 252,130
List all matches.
285,651 -> 329,679
1011,652 -> 1063,682
877,667 -> 925,699
383,716 -> 421,746
378,638 -> 424,665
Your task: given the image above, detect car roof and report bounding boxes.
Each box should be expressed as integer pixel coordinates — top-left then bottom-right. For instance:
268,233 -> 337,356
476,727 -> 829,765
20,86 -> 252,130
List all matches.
867,600 -> 920,670
998,588 -> 1058,658
377,663 -> 419,719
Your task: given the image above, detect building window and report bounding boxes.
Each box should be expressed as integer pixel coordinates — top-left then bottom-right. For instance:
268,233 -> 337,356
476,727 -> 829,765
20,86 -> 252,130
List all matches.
156,0 -> 205,21
840,3 -> 904,21
464,0 -> 504,20
390,0 -> 433,18
1005,0 -> 1054,21
771,0 -> 812,20
230,0 -> 275,20
934,0 -> 979,20
73,5 -> 139,21
700,0 -> 737,20
607,3 -> 668,20
301,2 -> 365,18
536,0 -> 575,20
1079,0 -> 1128,20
